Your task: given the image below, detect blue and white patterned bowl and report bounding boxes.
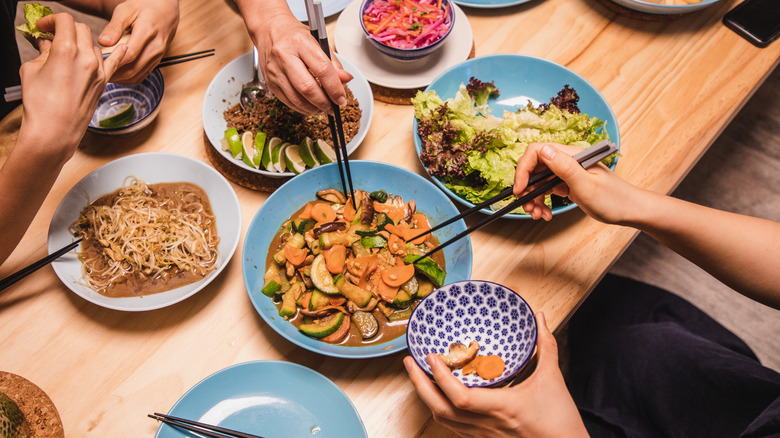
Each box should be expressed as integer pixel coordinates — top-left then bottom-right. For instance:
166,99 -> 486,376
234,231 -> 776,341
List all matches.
88,68 -> 164,136
407,280 -> 537,388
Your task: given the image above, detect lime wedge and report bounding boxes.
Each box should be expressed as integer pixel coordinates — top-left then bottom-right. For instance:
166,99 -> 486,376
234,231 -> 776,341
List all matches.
98,103 -> 135,128
284,144 -> 307,174
299,137 -> 320,168
272,142 -> 290,173
253,131 -> 267,167
241,131 -> 257,168
263,137 -> 281,171
314,139 -> 336,164
224,127 -> 242,158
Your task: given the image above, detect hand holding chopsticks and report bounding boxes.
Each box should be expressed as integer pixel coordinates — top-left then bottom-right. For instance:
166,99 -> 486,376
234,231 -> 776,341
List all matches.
413,141 -> 619,263
304,0 -> 356,209
149,413 -> 265,438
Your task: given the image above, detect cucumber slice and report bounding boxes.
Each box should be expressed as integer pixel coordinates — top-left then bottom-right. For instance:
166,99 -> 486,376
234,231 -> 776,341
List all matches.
299,312 -> 344,338
351,311 -> 379,339
309,289 -> 330,310
311,254 -> 339,294
403,255 -> 446,287
335,276 -> 372,307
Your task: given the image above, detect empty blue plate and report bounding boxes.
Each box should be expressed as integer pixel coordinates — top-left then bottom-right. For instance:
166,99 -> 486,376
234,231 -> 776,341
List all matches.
155,361 -> 366,437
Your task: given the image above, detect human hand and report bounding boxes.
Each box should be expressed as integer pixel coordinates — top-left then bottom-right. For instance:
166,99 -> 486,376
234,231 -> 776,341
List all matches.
513,142 -> 641,225
249,13 -> 353,115
96,0 -> 179,83
404,313 -> 588,438
21,13 -> 126,161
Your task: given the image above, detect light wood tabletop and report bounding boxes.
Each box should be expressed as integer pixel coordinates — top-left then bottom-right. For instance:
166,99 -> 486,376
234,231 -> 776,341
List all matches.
1,0 -> 778,436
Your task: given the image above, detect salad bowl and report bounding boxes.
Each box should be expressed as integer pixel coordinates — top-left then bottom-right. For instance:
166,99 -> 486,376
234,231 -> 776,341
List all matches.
413,54 -> 620,219
242,160 -> 473,358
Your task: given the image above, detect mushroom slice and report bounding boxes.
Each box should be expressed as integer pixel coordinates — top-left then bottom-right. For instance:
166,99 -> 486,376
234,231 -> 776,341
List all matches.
317,188 -> 347,204
360,195 -> 374,224
312,221 -> 347,237
438,341 -> 480,369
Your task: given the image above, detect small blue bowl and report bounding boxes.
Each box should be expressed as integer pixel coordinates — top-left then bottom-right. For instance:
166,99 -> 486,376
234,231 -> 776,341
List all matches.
360,0 -> 455,61
242,160 -> 473,359
88,68 -> 164,136
407,280 -> 537,387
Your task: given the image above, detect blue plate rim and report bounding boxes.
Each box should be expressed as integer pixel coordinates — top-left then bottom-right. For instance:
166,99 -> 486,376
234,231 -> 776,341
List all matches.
412,53 -> 620,220
242,160 -> 474,359
154,360 -> 367,437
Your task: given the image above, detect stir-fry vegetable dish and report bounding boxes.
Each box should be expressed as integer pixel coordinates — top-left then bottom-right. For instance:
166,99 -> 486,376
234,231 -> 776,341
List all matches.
263,188 -> 447,346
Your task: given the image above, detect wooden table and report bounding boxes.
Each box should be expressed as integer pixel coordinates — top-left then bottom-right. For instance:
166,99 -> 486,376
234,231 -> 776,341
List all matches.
1,0 -> 778,436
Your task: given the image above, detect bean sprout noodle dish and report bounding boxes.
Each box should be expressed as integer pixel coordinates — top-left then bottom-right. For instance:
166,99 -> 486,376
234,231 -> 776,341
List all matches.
69,177 -> 220,298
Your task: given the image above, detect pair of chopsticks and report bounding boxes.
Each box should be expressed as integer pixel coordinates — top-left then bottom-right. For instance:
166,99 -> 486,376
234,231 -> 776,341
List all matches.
0,238 -> 82,292
157,48 -> 215,68
3,49 -> 214,103
149,413 -> 264,438
412,140 -> 619,264
304,0 -> 356,209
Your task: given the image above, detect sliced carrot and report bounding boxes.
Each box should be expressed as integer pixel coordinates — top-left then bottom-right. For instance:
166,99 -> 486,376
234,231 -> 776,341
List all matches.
411,213 -> 431,245
299,202 -> 314,220
311,202 -> 337,223
378,278 -> 400,302
347,254 -> 378,277
385,223 -> 424,243
300,291 -> 313,310
343,197 -> 356,222
327,295 -> 346,306
388,233 -> 405,255
373,202 -> 406,222
321,314 -> 350,344
462,357 -> 481,375
322,244 -> 347,274
380,264 -> 415,287
476,355 -> 505,380
284,245 -> 308,266
358,256 -> 380,290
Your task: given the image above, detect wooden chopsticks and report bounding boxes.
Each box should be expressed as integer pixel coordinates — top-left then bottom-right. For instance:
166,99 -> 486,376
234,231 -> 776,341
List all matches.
412,140 -> 619,264
149,412 -> 265,438
305,0 -> 356,209
0,238 -> 82,292
157,48 -> 215,68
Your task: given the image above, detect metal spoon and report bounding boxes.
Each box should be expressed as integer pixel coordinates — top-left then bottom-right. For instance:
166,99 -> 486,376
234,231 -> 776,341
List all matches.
239,46 -> 268,111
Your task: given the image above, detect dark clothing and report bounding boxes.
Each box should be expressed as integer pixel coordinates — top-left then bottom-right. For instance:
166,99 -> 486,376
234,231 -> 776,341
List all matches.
567,275 -> 780,438
2,0 -> 22,120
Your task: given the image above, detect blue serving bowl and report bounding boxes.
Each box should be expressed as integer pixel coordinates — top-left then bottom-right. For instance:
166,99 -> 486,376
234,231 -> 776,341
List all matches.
88,68 -> 164,136
242,160 -> 473,359
360,0 -> 455,61
413,54 -> 620,219
407,280 -> 538,388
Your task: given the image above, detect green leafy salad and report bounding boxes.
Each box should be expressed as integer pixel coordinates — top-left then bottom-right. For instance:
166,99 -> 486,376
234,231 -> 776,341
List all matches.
16,3 -> 54,46
413,78 -> 614,213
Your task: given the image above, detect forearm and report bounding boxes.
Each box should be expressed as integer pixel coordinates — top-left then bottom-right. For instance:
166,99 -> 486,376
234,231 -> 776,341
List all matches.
623,189 -> 780,309
0,130 -> 70,266
235,0 -> 295,37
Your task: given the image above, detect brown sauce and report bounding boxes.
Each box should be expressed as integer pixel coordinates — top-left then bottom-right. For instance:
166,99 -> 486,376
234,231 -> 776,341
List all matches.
266,200 -> 445,347
75,182 -> 218,298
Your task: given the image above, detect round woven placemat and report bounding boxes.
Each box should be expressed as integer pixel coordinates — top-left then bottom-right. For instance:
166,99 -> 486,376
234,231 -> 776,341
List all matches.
370,42 -> 477,105
0,372 -> 64,438
592,0 -> 685,21
203,136 -> 291,192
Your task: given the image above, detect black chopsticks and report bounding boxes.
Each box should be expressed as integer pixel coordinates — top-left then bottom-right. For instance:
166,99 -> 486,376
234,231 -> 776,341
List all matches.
149,413 -> 264,438
0,238 -> 82,292
157,49 -> 215,68
412,140 -> 619,264
305,0 -> 356,209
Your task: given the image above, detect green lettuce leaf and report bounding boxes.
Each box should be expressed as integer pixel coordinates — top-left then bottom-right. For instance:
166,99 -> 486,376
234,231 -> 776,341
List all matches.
16,3 -> 54,45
